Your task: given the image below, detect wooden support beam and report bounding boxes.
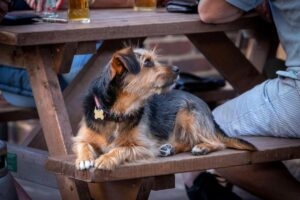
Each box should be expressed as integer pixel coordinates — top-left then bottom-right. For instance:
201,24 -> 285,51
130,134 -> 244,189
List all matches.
187,32 -> 266,94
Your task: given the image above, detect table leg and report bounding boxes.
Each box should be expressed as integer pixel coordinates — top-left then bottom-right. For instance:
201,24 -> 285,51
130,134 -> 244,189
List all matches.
23,45 -> 89,199
187,32 -> 266,94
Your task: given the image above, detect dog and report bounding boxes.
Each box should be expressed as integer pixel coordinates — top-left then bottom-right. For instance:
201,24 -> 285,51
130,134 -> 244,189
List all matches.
73,47 -> 256,170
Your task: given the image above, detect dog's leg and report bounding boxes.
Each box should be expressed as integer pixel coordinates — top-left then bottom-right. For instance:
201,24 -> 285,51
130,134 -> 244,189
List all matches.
73,125 -> 105,170
159,142 -> 191,156
160,106 -> 225,157
191,142 -> 224,155
94,146 -> 154,170
159,107 -> 196,157
73,141 -> 97,170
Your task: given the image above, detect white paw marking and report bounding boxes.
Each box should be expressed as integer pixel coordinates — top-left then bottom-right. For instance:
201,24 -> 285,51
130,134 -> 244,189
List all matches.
159,144 -> 175,157
78,160 -> 94,170
191,146 -> 209,155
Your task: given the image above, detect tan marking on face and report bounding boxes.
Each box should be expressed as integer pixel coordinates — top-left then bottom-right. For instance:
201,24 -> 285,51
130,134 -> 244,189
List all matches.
122,48 -> 178,97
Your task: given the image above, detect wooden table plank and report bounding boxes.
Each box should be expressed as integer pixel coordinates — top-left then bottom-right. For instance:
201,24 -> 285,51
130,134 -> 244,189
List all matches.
0,100 -> 38,122
46,137 -> 300,183
0,9 -> 260,46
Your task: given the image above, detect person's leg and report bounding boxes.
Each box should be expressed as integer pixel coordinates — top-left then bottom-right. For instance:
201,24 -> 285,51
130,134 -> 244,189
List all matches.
213,77 -> 300,138
214,77 -> 300,199
184,77 -> 300,199
217,162 -> 300,200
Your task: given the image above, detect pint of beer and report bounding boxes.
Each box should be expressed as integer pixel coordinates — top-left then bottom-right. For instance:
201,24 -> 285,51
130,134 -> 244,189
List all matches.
134,0 -> 157,11
68,0 -> 90,23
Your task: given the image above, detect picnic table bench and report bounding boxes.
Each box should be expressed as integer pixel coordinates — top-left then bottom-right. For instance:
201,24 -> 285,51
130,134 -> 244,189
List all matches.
46,137 -> 300,199
0,8 -> 299,199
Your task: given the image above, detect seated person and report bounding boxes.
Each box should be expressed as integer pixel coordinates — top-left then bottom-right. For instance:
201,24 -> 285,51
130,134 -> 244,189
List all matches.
0,53 -> 93,107
184,0 -> 300,200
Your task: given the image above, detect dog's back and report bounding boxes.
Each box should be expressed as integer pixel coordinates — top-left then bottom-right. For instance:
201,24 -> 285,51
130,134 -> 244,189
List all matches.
145,90 -> 214,139
144,89 -> 256,156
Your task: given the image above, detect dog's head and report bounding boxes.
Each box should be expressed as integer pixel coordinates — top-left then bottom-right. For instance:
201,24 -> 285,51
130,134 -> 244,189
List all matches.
108,47 -> 180,98
92,47 -> 179,102
85,47 -> 179,122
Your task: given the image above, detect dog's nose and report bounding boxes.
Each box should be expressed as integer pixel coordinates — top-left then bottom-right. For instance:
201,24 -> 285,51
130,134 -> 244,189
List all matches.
172,66 -> 180,74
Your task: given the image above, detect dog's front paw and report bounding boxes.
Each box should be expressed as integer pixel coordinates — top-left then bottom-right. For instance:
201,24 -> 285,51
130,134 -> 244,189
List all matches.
191,145 -> 209,155
159,144 -> 175,157
75,159 -> 95,170
94,155 -> 117,170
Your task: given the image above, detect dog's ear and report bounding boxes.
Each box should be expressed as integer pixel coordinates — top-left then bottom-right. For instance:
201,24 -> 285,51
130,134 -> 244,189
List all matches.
110,47 -> 140,77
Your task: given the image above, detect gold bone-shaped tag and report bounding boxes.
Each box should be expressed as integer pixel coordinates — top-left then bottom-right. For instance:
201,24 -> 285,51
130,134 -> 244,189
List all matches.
94,107 -> 104,120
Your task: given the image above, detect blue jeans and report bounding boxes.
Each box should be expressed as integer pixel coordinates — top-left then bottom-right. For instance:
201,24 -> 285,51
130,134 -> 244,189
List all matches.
0,54 -> 93,106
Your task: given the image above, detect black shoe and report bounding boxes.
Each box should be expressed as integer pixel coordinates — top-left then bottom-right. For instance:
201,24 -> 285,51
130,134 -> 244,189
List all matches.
185,172 -> 242,200
175,72 -> 225,93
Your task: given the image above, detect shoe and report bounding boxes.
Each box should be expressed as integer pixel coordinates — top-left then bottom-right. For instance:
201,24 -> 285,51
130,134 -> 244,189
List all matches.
175,72 -> 225,92
185,172 -> 242,200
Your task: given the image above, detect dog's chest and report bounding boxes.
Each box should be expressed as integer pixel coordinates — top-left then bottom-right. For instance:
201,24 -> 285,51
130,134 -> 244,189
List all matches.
102,124 -> 119,144
101,124 -> 131,151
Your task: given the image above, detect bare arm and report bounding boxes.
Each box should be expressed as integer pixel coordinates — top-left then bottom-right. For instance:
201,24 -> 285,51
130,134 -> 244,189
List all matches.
198,0 -> 244,24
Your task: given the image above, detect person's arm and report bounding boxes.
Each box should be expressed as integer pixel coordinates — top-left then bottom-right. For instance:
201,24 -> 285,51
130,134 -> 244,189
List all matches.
0,0 -> 9,23
198,0 -> 244,24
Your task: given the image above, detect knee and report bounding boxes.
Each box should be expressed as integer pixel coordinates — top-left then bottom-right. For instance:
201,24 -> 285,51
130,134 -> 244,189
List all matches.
198,5 -> 215,23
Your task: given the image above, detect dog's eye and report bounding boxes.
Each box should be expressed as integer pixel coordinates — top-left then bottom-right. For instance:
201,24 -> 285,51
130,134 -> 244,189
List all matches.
144,59 -> 154,68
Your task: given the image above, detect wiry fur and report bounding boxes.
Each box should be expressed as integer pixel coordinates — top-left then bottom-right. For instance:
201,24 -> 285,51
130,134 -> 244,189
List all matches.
73,47 -> 256,171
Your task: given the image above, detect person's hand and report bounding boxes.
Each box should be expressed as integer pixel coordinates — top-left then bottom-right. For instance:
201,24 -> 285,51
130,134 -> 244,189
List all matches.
255,0 -> 272,23
0,0 -> 9,23
25,0 -> 64,11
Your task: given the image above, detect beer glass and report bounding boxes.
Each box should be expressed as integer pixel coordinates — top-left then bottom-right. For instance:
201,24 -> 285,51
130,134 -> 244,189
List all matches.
134,0 -> 157,11
68,0 -> 90,23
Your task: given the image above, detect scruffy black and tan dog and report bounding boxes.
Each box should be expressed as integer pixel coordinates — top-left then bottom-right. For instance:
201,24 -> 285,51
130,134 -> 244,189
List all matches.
73,47 -> 256,170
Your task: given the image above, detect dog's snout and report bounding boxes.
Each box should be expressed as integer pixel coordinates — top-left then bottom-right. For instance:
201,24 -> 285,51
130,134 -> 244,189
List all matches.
172,66 -> 180,74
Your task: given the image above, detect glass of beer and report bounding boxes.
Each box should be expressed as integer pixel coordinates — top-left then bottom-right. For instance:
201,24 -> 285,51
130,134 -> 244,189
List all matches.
68,0 -> 90,23
134,0 -> 157,11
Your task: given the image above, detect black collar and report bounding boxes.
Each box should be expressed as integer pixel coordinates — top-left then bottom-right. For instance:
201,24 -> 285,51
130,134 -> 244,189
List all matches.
93,95 -> 144,122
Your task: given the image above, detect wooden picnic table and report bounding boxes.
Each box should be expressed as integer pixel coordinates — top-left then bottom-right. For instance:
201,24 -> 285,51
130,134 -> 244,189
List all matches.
1,8 -> 298,200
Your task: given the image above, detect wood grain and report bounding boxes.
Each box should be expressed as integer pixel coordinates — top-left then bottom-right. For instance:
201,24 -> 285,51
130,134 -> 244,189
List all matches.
46,137 -> 300,183
0,9 -> 260,46
24,45 -> 88,199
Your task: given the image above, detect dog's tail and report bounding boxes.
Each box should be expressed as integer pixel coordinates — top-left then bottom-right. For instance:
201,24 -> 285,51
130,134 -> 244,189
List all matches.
215,123 -> 257,151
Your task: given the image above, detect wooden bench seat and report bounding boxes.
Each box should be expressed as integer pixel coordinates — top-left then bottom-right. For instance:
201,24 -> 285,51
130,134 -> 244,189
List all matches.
0,99 -> 38,122
46,137 -> 300,183
0,97 -> 39,140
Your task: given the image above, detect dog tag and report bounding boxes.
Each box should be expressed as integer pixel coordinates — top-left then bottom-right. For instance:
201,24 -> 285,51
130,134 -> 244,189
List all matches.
94,107 -> 104,120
